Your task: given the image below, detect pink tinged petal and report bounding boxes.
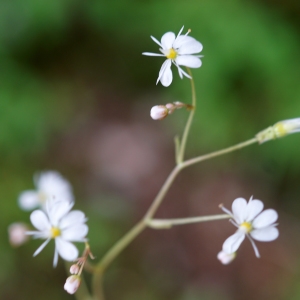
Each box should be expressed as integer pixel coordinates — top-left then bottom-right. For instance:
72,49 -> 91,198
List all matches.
222,231 -> 245,254
47,200 -> 74,226
157,59 -> 173,87
245,200 -> 264,222
250,226 -> 279,242
18,191 -> 39,210
252,209 -> 278,228
33,237 -> 51,256
175,55 -> 202,68
30,210 -> 51,231
55,238 -> 79,261
61,224 -> 89,242
142,52 -> 164,57
232,198 -> 248,224
150,35 -> 162,47
161,32 -> 176,49
59,211 -> 87,229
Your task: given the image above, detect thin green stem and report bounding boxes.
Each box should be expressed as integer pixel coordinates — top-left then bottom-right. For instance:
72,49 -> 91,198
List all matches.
182,138 -> 258,169
177,68 -> 196,163
147,214 -> 230,229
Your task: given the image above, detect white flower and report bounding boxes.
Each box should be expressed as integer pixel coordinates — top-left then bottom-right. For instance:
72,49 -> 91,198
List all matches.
8,222 -> 30,247
220,197 -> 279,258
64,275 -> 81,294
27,200 -> 88,267
143,26 -> 203,87
217,250 -> 236,265
18,171 -> 74,211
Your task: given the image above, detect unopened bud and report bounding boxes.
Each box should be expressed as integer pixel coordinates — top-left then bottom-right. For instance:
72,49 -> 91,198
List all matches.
70,264 -> 80,274
256,118 -> 300,144
150,105 -> 168,120
8,223 -> 29,247
217,250 -> 236,265
64,275 -> 81,294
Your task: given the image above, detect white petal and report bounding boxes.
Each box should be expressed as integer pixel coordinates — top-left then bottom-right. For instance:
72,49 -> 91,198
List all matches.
250,226 -> 279,241
232,198 -> 247,224
252,209 -> 278,228
150,35 -> 162,47
175,37 -> 203,54
61,224 -> 88,241
222,231 -> 245,253
59,211 -> 87,229
56,238 -> 78,261
247,235 -> 260,258
53,247 -> 59,267
245,199 -> 264,222
175,55 -> 202,68
157,59 -> 173,87
18,191 -> 39,210
161,32 -> 175,50
33,238 -> 51,256
142,52 -> 165,57
47,200 -> 74,226
30,210 -> 51,231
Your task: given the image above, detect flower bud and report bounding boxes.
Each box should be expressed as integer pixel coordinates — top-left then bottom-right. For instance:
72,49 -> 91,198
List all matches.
64,275 -> 81,294
70,264 -> 80,274
217,250 -> 236,265
8,223 -> 29,247
150,105 -> 168,120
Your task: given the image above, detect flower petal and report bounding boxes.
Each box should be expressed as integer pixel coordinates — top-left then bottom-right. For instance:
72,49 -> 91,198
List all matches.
245,199 -> 264,222
175,36 -> 203,54
53,246 -> 59,267
30,210 -> 51,232
175,55 -> 202,68
222,231 -> 245,254
61,224 -> 88,242
59,211 -> 87,229
250,226 -> 279,241
142,52 -> 164,57
18,191 -> 39,211
55,238 -> 78,261
33,238 -> 51,256
150,35 -> 162,47
157,59 -> 173,87
232,198 -> 247,224
47,200 -> 74,227
252,209 -> 278,228
161,32 -> 175,50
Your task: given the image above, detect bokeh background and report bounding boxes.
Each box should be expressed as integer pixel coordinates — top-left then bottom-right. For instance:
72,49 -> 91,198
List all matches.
1,0 -> 300,299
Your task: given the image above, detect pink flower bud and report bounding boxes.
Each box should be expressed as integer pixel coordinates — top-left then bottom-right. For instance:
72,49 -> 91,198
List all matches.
64,275 -> 81,294
8,223 -> 29,247
217,250 -> 236,265
70,264 -> 80,274
150,105 -> 168,120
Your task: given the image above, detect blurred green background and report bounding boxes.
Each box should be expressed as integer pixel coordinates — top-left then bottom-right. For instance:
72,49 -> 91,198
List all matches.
1,0 -> 300,299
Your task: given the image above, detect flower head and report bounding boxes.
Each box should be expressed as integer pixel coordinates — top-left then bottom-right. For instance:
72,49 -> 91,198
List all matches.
220,196 -> 279,258
27,200 -> 88,267
143,26 -> 203,87
18,171 -> 74,211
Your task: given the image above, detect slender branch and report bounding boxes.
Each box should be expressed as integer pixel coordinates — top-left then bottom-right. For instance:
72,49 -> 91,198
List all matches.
177,68 -> 196,163
182,138 -> 258,169
147,214 -> 230,229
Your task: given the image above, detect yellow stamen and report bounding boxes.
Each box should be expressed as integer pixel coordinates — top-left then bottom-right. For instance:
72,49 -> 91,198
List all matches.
166,48 -> 177,59
240,222 -> 252,233
51,227 -> 61,238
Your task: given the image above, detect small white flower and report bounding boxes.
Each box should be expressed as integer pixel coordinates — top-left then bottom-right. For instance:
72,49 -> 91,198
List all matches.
64,275 -> 81,294
18,171 -> 74,211
143,26 -> 203,87
27,200 -> 88,267
217,250 -> 236,265
8,222 -> 30,247
220,197 -> 279,258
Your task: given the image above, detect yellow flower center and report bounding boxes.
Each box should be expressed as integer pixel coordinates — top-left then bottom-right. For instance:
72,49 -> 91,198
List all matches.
273,122 -> 288,137
166,48 -> 177,59
38,192 -> 47,203
240,222 -> 252,233
51,227 -> 61,238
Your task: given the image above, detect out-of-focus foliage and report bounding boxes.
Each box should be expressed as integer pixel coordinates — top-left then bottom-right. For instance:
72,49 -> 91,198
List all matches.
1,0 -> 300,299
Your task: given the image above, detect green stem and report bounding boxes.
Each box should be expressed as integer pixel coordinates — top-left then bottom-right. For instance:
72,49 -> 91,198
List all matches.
181,138 -> 258,169
177,68 -> 196,163
147,214 -> 230,229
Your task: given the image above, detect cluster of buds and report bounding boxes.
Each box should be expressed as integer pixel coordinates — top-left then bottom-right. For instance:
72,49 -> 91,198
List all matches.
256,118 -> 300,144
150,101 -> 194,120
64,243 -> 94,294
